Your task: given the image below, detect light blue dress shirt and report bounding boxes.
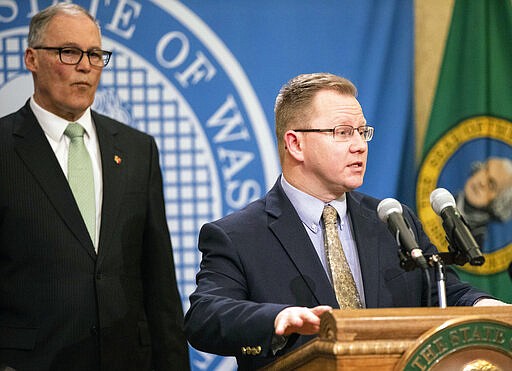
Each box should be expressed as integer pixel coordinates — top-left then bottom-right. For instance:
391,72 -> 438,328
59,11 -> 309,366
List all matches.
280,175 -> 366,307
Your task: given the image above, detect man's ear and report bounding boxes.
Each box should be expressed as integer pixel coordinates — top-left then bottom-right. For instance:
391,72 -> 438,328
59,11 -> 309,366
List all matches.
284,130 -> 304,161
25,48 -> 38,72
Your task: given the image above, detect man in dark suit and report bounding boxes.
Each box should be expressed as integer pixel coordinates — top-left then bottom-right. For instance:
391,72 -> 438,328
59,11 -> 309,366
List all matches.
184,73 -> 507,370
0,4 -> 189,370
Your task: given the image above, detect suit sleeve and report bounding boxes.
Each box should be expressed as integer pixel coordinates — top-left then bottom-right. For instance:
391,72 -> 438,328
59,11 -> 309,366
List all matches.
184,221 -> 289,357
141,138 -> 190,370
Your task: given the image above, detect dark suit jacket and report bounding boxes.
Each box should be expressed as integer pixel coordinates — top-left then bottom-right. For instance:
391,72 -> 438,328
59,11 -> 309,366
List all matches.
184,177 -> 490,370
0,102 -> 189,371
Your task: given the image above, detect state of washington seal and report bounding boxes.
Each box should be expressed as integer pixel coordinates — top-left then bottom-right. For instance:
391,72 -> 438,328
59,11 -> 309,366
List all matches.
417,116 -> 512,275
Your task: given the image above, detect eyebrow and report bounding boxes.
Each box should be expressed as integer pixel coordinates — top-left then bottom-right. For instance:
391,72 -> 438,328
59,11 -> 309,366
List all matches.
57,42 -> 103,49
330,120 -> 367,126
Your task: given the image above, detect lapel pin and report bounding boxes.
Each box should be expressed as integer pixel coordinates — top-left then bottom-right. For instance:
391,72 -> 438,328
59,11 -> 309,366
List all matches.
114,155 -> 122,165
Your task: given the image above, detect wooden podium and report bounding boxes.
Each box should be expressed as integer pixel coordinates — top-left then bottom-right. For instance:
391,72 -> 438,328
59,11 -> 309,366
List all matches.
262,307 -> 512,370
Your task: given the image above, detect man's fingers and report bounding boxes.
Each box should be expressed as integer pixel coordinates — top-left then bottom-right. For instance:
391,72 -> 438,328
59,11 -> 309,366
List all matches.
274,306 -> 331,336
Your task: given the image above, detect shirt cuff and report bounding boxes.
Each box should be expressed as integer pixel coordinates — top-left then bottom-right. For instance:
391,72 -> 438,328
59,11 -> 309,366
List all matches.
473,298 -> 509,306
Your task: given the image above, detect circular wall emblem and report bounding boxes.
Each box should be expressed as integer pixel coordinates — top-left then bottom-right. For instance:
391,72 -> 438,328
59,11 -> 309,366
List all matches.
417,116 -> 512,275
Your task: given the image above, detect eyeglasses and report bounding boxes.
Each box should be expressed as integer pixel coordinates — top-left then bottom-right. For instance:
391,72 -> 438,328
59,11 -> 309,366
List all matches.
294,125 -> 374,142
33,46 -> 112,68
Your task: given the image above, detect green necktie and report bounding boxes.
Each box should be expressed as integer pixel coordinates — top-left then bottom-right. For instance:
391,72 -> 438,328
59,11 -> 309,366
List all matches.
322,205 -> 362,309
64,123 -> 96,244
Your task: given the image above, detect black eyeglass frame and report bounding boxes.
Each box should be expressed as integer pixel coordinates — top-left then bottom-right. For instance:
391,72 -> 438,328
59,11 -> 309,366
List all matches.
293,124 -> 374,142
33,46 -> 112,68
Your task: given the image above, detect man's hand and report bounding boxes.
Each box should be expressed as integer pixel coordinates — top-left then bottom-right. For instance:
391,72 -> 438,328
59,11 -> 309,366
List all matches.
274,305 -> 332,336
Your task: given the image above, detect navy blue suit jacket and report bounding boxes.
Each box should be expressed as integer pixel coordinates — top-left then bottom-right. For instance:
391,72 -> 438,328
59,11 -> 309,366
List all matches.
0,102 -> 189,371
185,177 -> 489,370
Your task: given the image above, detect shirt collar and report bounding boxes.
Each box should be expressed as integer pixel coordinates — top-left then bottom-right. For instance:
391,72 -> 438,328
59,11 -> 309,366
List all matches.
281,175 -> 347,233
30,96 -> 94,141
328,195 -> 348,221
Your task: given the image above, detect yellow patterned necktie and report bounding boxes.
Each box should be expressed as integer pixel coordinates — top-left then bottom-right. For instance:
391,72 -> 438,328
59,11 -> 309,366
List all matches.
322,205 -> 362,309
64,123 -> 96,244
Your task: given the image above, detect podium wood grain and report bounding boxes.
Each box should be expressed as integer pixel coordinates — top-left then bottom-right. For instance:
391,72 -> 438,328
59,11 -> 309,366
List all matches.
262,307 -> 512,370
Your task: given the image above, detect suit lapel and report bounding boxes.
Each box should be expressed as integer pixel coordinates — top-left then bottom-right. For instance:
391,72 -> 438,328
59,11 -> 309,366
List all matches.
266,180 -> 339,308
93,113 -> 126,262
13,103 -> 96,259
347,193 -> 381,308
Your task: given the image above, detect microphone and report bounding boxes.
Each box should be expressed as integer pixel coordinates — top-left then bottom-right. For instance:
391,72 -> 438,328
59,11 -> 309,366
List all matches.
430,188 -> 485,266
377,198 -> 429,270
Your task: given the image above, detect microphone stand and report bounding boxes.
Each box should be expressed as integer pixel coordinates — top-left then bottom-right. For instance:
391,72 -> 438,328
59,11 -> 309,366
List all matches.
429,254 -> 446,308
418,247 -> 484,309
394,229 -> 485,308
399,251 -> 446,308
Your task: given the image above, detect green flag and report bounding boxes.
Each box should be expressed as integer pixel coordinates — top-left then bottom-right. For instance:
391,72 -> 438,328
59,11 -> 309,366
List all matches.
416,0 -> 512,302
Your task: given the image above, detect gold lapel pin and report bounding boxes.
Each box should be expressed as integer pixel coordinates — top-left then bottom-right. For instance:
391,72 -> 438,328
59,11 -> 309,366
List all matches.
114,155 -> 122,165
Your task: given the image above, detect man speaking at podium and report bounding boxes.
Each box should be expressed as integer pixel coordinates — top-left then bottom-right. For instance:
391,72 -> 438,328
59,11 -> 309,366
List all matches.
184,73 -> 507,370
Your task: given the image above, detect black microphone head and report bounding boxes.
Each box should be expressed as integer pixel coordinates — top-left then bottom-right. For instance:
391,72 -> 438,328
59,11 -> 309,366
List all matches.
377,198 -> 403,223
430,188 -> 456,215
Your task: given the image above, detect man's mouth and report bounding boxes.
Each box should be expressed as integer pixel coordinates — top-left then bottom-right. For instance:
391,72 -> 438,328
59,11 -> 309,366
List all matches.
348,161 -> 363,168
72,81 -> 91,87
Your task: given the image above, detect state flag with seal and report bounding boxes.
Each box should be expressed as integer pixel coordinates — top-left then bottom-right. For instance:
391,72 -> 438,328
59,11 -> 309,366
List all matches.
417,0 -> 512,302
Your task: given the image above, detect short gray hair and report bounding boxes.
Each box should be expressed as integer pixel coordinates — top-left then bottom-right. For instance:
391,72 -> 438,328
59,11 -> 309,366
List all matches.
28,3 -> 100,47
